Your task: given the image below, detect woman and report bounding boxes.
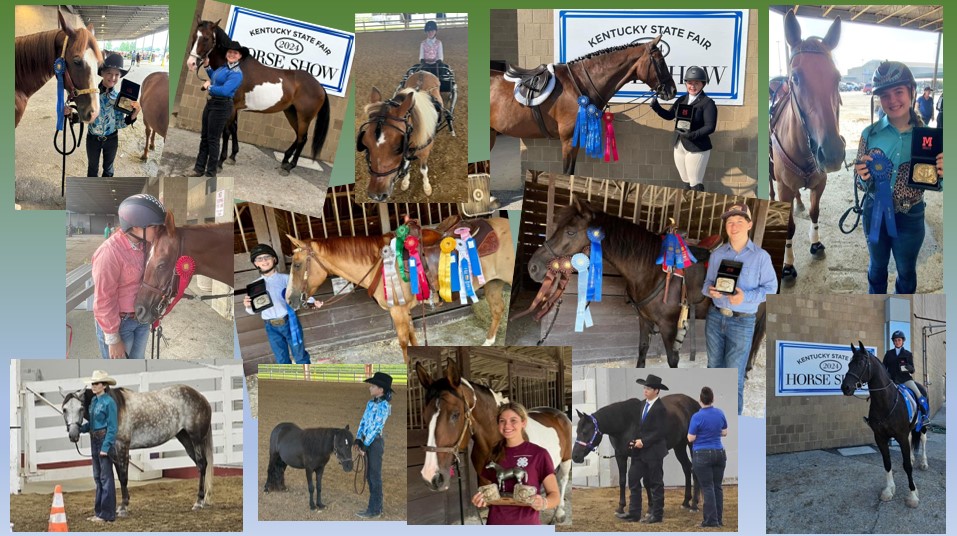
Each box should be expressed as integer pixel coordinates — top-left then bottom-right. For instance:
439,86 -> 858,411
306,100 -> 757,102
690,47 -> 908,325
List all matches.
687,386 -> 728,528
91,194 -> 167,359
79,370 -> 119,523
650,66 -> 717,191
354,372 -> 393,519
853,61 -> 944,294
191,39 -> 245,178
470,402 -> 560,525
87,53 -> 140,177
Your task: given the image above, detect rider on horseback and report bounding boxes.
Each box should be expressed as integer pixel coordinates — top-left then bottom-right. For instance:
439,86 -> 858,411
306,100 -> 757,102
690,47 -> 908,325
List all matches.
881,330 -> 930,428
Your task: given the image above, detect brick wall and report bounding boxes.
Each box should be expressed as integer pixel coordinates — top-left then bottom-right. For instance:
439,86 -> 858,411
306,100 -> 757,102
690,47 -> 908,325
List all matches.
490,10 -> 518,62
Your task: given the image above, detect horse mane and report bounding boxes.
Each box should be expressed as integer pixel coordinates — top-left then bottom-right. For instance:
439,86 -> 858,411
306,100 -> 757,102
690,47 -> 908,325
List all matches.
106,387 -> 129,422
423,375 -> 497,405
362,88 -> 439,149
15,30 -> 60,96
308,235 -> 386,266
553,202 -> 661,265
568,40 -> 646,64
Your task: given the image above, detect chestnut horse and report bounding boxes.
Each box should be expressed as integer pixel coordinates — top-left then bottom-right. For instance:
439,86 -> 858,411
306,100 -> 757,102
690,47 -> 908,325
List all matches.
15,10 -> 102,126
134,211 -> 234,325
415,360 -> 573,523
139,71 -> 169,161
186,19 -> 330,175
770,11 -> 844,283
490,36 -> 676,175
285,217 -> 514,364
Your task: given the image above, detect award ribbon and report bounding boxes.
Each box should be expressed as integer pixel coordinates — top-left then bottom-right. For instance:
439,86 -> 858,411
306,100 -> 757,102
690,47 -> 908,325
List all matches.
395,225 -> 410,282
603,112 -> 618,162
53,55 -> 67,132
866,149 -> 898,244
456,239 -> 479,304
438,237 -> 457,302
381,245 -> 405,306
572,95 -> 590,151
404,236 -> 430,301
454,227 -> 485,285
280,288 -> 304,347
571,253 -> 594,332
586,227 -> 604,302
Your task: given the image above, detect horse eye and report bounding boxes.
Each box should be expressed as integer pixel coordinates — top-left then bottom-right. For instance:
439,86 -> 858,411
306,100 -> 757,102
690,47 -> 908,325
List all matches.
73,59 -> 83,66
566,230 -> 577,237
791,72 -> 801,86
451,411 -> 460,422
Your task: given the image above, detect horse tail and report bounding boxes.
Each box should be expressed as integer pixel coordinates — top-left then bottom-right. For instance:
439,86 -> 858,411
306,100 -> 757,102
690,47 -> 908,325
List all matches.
311,93 -> 330,160
265,425 -> 288,490
748,302 -> 768,374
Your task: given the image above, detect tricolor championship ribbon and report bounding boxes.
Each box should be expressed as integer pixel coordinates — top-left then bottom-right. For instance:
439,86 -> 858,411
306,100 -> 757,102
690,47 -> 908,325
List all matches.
455,239 -> 479,304
395,225 -> 410,282
454,227 -> 485,285
866,148 -> 898,244
404,235 -> 430,301
603,112 -> 618,162
571,253 -> 594,332
381,245 -> 405,306
438,237 -> 457,302
586,227 -> 604,302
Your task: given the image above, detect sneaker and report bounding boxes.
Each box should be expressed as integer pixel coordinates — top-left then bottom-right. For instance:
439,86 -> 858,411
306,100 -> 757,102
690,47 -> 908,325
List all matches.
356,510 -> 382,519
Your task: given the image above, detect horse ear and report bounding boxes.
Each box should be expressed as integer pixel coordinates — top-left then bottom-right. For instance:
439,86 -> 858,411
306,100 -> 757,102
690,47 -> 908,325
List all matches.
164,210 -> 176,236
59,10 -> 76,37
87,23 -> 95,36
850,343 -> 856,353
414,362 -> 432,389
369,86 -> 383,104
650,35 -> 662,48
287,234 -> 305,250
575,409 -> 584,418
858,341 -> 865,352
571,195 -> 594,220
784,9 -> 802,49
445,359 -> 461,387
214,19 -> 222,28
823,17 -> 841,50
344,424 -> 350,431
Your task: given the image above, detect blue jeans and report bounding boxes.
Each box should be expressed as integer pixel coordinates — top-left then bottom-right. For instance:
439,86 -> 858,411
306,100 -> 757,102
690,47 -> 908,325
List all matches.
861,199 -> 925,294
264,317 -> 310,364
96,317 -> 150,359
90,432 -> 116,521
693,448 -> 727,526
706,308 -> 756,415
365,436 -> 384,514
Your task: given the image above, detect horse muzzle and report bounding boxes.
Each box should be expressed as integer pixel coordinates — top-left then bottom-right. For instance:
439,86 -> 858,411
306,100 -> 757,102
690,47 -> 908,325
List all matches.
341,459 -> 354,473
67,425 -> 81,443
426,471 -> 450,492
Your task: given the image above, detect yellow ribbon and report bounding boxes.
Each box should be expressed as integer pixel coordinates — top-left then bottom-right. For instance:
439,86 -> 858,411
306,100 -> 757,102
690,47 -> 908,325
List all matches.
439,237 -> 456,302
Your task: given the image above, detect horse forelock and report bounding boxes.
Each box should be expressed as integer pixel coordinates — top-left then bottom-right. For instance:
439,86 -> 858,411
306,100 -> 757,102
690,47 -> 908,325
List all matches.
789,37 -> 832,60
73,27 -> 103,64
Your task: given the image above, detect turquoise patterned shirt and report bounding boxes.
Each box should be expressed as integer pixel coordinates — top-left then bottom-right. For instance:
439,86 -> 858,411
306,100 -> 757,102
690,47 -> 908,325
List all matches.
88,86 -> 131,137
356,398 -> 391,446
861,115 -> 913,188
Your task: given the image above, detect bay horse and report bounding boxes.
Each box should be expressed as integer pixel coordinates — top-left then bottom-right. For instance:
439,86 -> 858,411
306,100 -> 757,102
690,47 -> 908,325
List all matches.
770,10 -> 844,283
134,210 -> 234,325
284,217 -> 514,364
15,10 -> 102,127
841,342 -> 929,508
414,360 -> 573,523
186,19 -> 330,175
527,197 -> 767,371
357,71 -> 444,202
61,384 -> 214,515
573,395 -> 700,516
490,36 -> 676,175
139,72 -> 169,162
263,422 -> 354,511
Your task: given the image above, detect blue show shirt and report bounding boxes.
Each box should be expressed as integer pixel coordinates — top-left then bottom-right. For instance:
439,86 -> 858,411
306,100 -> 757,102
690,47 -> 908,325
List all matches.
861,115 -> 913,188
356,398 -> 391,447
79,393 -> 118,454
688,406 -> 727,451
702,240 -> 777,314
205,64 -> 243,98
88,87 -> 132,137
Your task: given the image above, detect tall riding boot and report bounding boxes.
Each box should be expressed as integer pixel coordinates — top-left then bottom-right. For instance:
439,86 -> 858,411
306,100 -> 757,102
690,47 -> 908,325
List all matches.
919,396 -> 931,427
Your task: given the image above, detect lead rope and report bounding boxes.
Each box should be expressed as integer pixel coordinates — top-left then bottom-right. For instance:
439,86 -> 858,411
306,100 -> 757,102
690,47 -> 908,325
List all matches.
352,447 -> 367,494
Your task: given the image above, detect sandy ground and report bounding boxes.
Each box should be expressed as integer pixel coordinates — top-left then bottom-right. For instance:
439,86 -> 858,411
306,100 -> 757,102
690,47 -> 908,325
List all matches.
352,27 -> 469,203
16,63 -> 167,210
257,379 -> 407,521
775,92 -> 943,294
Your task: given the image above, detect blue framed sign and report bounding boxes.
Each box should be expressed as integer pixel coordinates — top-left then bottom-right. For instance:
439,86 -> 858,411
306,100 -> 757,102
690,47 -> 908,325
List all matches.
776,341 -> 875,396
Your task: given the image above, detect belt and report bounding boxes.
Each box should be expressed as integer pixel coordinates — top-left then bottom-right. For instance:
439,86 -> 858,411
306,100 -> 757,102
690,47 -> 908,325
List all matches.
714,306 -> 755,318
267,316 -> 288,327
119,312 -> 137,320
208,95 -> 233,101
695,448 -> 725,453
91,429 -> 107,438
92,132 -> 118,141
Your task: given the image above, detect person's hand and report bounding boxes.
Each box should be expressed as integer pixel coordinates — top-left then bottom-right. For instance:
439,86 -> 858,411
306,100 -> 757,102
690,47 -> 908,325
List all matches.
708,286 -> 723,300
202,80 -> 211,91
243,295 -> 252,308
855,154 -> 874,181
99,451 -> 109,457
108,341 -> 126,359
728,287 -> 745,306
937,153 -> 944,177
531,494 -> 547,511
312,300 -> 324,310
471,491 -> 487,508
630,439 -> 643,449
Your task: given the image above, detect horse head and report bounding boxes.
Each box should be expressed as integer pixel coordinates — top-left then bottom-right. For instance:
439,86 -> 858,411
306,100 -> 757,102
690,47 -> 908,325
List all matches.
528,196 -> 596,283
784,10 -> 844,172
841,341 -> 873,396
285,235 -> 325,310
572,409 -> 602,463
634,36 -> 676,101
416,360 -> 474,492
60,387 -> 91,443
58,10 -> 102,123
358,87 -> 417,202
134,211 -> 178,324
334,425 -> 354,473
187,18 -> 223,73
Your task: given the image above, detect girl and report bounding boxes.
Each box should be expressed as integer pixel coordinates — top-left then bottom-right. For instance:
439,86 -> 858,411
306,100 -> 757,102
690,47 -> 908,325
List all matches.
192,40 -> 245,178
79,370 -> 119,522
419,20 -> 444,68
354,372 -> 393,519
650,66 -> 717,191
87,53 -> 140,177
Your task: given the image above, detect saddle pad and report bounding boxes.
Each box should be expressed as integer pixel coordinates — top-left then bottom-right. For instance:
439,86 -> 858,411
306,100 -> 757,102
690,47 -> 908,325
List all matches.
897,384 -> 918,428
504,64 -> 556,107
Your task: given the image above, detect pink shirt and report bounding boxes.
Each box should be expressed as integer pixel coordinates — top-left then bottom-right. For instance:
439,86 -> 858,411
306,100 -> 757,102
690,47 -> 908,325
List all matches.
420,38 -> 443,63
91,231 -> 146,337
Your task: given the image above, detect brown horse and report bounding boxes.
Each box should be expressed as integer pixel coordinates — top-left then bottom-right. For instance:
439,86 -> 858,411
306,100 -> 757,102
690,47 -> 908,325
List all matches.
414,360 -> 573,523
134,211 -> 234,325
770,11 -> 843,283
15,10 -> 102,127
186,19 -> 330,175
285,217 -> 514,364
490,36 -> 676,175
357,71 -> 443,202
139,72 -> 169,162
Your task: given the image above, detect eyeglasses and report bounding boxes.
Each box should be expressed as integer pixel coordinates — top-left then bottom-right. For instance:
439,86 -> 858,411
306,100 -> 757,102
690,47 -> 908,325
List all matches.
254,255 -> 273,263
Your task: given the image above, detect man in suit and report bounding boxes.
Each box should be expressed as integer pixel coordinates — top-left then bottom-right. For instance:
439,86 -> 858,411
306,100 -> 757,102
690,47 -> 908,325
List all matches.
881,330 -> 929,427
622,374 -> 670,523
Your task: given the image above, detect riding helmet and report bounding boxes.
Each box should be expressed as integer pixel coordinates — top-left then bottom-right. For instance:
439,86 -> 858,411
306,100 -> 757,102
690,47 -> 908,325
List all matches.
684,66 -> 709,84
249,243 -> 278,264
872,60 -> 916,96
891,330 -> 907,342
424,20 -> 438,32
118,194 -> 166,232
98,53 -> 129,77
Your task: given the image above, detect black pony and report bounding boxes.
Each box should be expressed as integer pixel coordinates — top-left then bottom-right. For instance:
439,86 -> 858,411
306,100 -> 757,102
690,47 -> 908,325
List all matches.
263,423 -> 355,510
841,342 -> 929,508
573,394 -> 701,515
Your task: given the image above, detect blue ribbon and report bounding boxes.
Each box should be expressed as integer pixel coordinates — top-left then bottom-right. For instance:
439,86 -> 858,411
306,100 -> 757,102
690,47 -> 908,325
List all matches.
409,256 -> 420,296
572,253 -> 594,332
54,57 -> 67,132
657,232 -> 698,270
449,251 -> 460,292
572,95 -> 590,149
587,227 -> 604,302
280,288 -> 303,347
867,149 -> 898,244
586,104 -> 603,158
466,237 -> 484,284
460,255 -> 475,299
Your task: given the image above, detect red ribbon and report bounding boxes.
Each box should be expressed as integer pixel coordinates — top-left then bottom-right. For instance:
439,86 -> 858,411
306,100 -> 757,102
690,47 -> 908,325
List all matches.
603,112 -> 618,162
152,255 -> 196,328
404,236 -> 430,300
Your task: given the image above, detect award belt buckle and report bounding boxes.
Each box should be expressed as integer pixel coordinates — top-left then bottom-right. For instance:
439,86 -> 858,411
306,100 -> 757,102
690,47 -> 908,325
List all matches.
719,307 -> 734,317
912,163 -> 937,184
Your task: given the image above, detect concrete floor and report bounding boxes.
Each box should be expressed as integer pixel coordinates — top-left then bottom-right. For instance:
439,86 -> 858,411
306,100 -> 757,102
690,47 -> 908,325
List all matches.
491,135 -> 525,211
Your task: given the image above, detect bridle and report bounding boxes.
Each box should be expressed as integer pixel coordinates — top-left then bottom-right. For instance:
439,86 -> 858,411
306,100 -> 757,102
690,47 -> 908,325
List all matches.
845,351 -> 904,425
568,42 -> 672,114
57,33 -> 99,100
421,382 -> 477,465
575,413 -> 602,454
290,244 -> 381,309
189,26 -> 216,75
359,95 -> 437,190
139,232 -> 184,319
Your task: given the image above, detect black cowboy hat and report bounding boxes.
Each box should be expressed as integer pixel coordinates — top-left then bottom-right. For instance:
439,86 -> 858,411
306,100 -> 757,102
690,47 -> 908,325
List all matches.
223,39 -> 250,59
364,372 -> 394,393
99,53 -> 129,77
636,374 -> 669,391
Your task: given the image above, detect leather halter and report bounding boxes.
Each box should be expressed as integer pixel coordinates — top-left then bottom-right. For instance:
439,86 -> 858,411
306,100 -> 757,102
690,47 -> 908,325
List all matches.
567,43 -> 671,112
58,34 -> 99,99
139,232 -> 185,318
360,94 -> 438,188
575,413 -> 602,454
421,381 -> 477,460
291,244 -> 381,308
189,26 -> 216,73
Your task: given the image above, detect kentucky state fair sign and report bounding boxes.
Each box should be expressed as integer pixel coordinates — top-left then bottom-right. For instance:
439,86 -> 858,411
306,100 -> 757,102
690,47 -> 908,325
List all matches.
225,7 -> 354,97
554,9 -> 749,105
776,341 -> 874,396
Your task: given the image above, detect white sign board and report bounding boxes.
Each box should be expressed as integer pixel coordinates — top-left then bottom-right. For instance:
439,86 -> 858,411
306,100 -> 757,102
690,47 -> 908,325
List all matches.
554,9 -> 749,105
226,7 -> 355,97
215,189 -> 226,217
776,341 -> 876,396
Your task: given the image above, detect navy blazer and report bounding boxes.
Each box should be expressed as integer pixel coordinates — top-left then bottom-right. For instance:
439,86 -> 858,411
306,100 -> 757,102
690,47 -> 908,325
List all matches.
882,347 -> 916,384
651,92 -> 718,152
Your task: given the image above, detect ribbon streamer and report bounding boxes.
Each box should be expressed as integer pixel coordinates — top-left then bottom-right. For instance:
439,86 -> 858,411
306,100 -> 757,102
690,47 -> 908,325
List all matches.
438,237 -> 456,302
395,225 -> 410,282
456,239 -> 479,304
152,255 -> 197,329
587,227 -> 604,302
866,149 -> 898,244
54,56 -> 67,131
586,104 -> 603,158
455,227 -> 485,285
603,112 -> 618,162
404,236 -> 430,300
381,245 -> 405,306
280,288 -> 304,347
572,95 -> 590,150
571,253 -> 594,332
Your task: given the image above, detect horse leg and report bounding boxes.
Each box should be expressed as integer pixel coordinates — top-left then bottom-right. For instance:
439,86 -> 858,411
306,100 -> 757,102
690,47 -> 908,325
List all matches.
918,430 -> 929,470
305,468 -> 317,510
287,110 -> 314,171
615,455 -> 628,515
899,433 -> 919,508
115,447 -> 131,517
490,129 -> 498,151
279,107 -> 302,174
561,140 -> 579,175
875,435 -> 895,502
808,185 -> 826,259
482,279 -> 506,346
389,306 -> 414,365
141,124 -> 152,161
674,445 -> 697,511
314,466 -> 327,509
175,430 -> 207,509
659,321 -> 681,368
636,317 -> 652,368
778,185 -> 798,282
552,459 -> 571,523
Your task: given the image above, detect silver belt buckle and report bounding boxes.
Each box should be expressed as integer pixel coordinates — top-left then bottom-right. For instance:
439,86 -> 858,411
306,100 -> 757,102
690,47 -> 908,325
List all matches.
719,307 -> 733,317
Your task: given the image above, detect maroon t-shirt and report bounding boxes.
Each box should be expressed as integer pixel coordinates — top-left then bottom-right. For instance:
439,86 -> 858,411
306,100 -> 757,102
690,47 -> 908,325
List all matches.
481,441 -> 556,525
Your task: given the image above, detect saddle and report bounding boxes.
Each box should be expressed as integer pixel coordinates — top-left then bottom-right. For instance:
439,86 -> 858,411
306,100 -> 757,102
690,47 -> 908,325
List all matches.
493,59 -> 557,135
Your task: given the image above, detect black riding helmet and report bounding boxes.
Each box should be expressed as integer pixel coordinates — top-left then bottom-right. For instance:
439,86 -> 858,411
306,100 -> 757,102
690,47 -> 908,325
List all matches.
684,66 -> 709,84
98,53 -> 129,77
249,243 -> 278,264
425,20 -> 438,32
117,194 -> 166,232
872,60 -> 916,96
891,330 -> 907,342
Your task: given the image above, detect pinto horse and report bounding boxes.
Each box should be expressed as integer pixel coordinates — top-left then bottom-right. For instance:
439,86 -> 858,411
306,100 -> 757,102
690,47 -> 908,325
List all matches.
15,10 -> 102,127
186,19 -> 331,175
139,72 -> 169,162
284,217 -> 514,364
770,11 -> 844,283
415,360 -> 573,523
263,423 -> 354,511
357,71 -> 444,202
573,395 -> 700,516
841,342 -> 929,508
133,211 -> 234,325
61,385 -> 214,515
490,36 -> 676,175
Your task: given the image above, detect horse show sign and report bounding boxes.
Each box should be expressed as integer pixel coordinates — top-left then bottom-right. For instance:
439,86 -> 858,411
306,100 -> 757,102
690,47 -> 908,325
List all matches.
226,7 -> 355,96
776,341 -> 875,396
555,9 -> 749,105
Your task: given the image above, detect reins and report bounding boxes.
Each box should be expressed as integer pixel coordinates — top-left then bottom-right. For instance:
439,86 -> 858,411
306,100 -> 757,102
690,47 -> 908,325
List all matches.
52,33 -> 95,196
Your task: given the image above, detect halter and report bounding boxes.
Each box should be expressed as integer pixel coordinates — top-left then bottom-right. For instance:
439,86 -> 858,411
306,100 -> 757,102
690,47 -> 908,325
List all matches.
359,92 -> 439,190
189,26 -> 216,75
845,351 -> 904,426
421,381 -> 477,464
291,244 -> 381,308
575,413 -> 602,454
56,34 -> 100,99
139,232 -> 186,319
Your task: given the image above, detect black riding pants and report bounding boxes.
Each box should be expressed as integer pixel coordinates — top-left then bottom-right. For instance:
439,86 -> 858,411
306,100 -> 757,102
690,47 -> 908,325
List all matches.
195,96 -> 233,176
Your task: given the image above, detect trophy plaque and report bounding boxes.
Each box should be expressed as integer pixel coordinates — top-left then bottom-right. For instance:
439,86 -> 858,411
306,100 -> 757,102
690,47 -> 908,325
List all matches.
246,279 -> 273,313
115,79 -> 140,115
715,260 -> 744,295
908,127 -> 942,191
675,104 -> 693,132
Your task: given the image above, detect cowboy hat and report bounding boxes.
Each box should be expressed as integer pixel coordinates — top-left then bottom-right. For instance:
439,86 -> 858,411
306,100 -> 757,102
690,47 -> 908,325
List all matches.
85,370 -> 117,386
364,372 -> 393,393
98,53 -> 129,77
636,374 -> 669,391
223,39 -> 250,59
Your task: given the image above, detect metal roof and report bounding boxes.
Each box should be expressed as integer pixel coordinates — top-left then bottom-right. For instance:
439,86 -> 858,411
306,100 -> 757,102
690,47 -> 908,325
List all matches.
66,177 -> 149,215
71,5 -> 169,42
770,5 -> 943,33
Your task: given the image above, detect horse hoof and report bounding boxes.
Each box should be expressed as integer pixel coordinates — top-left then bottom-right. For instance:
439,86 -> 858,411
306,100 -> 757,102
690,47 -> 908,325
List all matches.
281,162 -> 293,172
226,158 -> 236,165
905,497 -> 919,508
782,265 -> 798,285
482,338 -> 495,346
279,168 -> 290,177
810,242 -> 826,259
192,502 -> 204,511
116,510 -> 129,518
879,489 -> 895,502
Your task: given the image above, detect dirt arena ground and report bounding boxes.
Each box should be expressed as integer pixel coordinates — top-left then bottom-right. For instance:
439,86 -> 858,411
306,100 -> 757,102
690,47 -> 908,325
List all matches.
10,476 -> 243,531
556,485 -> 738,532
257,379 -> 407,520
352,27 -> 469,203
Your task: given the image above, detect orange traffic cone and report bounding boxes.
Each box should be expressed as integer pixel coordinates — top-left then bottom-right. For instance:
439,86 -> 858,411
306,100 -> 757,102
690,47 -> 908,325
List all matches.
48,484 -> 68,532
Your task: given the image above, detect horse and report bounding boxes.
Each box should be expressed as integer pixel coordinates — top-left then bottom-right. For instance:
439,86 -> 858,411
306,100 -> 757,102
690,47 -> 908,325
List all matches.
133,210 -> 234,325
61,385 -> 213,515
770,10 -> 844,284
15,10 -> 102,127
186,19 -> 331,175
485,460 -> 527,490
138,71 -> 169,162
841,342 -> 929,508
357,71 -> 444,202
284,217 -> 514,364
573,395 -> 700,516
490,36 -> 676,175
527,196 -> 767,371
263,422 -> 354,511
414,360 -> 573,523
